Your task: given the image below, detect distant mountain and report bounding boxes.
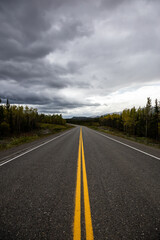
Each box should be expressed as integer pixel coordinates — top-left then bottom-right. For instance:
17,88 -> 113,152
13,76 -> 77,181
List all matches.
68,112 -> 122,120
66,116 -> 99,124
71,116 -> 94,120
67,112 -> 122,121
101,111 -> 122,117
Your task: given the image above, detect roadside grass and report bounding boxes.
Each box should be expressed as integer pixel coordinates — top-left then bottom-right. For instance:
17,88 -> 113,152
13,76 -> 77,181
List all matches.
88,126 -> 160,149
38,123 -> 67,133
0,123 -> 74,151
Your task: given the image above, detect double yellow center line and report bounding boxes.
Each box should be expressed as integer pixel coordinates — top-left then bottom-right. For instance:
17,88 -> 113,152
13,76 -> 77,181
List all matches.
73,128 -> 94,240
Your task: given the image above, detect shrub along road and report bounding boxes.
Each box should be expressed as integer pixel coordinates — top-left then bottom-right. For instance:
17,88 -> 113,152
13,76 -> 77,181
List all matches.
0,126 -> 160,239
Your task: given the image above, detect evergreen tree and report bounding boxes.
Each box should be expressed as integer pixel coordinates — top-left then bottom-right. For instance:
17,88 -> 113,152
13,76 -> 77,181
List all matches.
6,98 -> 10,112
154,99 -> 159,140
145,97 -> 152,137
0,99 -> 4,124
99,98 -> 159,140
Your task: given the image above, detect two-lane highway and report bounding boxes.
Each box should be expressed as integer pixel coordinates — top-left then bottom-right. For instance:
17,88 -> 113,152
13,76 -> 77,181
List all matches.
0,126 -> 160,239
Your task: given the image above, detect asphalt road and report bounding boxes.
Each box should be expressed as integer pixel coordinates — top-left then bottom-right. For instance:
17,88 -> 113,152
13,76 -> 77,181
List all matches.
0,126 -> 160,240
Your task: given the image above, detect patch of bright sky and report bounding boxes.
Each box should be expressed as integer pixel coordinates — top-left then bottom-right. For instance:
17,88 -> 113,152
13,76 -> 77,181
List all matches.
63,83 -> 160,118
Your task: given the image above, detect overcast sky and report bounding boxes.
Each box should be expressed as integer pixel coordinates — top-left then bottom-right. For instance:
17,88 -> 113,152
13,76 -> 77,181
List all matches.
0,0 -> 160,118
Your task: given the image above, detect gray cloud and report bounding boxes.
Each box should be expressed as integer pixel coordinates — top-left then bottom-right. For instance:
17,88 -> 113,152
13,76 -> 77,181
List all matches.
0,0 -> 160,117
100,0 -> 129,9
0,60 -> 69,87
0,0 -> 91,61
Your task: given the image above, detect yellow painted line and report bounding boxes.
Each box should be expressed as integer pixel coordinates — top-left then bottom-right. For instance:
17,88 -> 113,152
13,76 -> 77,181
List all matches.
81,130 -> 94,240
73,128 -> 94,240
73,129 -> 82,240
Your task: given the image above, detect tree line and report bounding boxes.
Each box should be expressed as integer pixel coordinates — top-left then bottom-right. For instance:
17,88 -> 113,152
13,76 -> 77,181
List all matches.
67,97 -> 160,141
0,99 -> 66,137
99,98 -> 160,140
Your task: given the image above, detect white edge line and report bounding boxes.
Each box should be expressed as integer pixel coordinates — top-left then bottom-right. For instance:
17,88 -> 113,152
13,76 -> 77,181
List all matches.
0,130 -> 72,167
94,130 -> 160,161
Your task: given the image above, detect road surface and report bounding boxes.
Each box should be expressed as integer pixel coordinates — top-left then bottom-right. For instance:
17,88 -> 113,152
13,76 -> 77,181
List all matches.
0,126 -> 160,240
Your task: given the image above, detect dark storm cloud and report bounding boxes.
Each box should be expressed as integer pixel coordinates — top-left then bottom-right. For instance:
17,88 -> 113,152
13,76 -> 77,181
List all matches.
40,100 -> 100,110
37,100 -> 100,114
100,0 -> 129,9
0,59 -> 70,88
0,0 -> 160,116
0,90 -> 100,114
0,0 -> 94,114
0,0 -> 91,61
0,90 -> 51,105
0,58 -> 91,90
0,0 -> 51,60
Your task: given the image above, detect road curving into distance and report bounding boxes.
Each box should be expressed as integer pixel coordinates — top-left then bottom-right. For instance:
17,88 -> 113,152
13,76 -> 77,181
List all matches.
0,126 -> 160,239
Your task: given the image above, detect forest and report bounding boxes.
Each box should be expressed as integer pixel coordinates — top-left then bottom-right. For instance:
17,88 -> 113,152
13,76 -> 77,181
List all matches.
68,98 -> 160,141
99,98 -> 159,140
0,98 -> 66,137
1,97 -> 159,141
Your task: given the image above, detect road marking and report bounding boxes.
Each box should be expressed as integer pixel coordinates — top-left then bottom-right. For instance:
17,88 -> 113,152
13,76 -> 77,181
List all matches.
73,128 -> 94,240
73,129 -> 82,240
0,130 -> 72,167
82,132 -> 94,240
94,131 -> 160,161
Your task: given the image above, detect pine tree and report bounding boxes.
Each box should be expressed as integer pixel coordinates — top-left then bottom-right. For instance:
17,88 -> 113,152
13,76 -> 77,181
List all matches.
6,98 -> 10,112
0,98 -> 4,124
154,99 -> 159,140
145,97 -> 151,137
